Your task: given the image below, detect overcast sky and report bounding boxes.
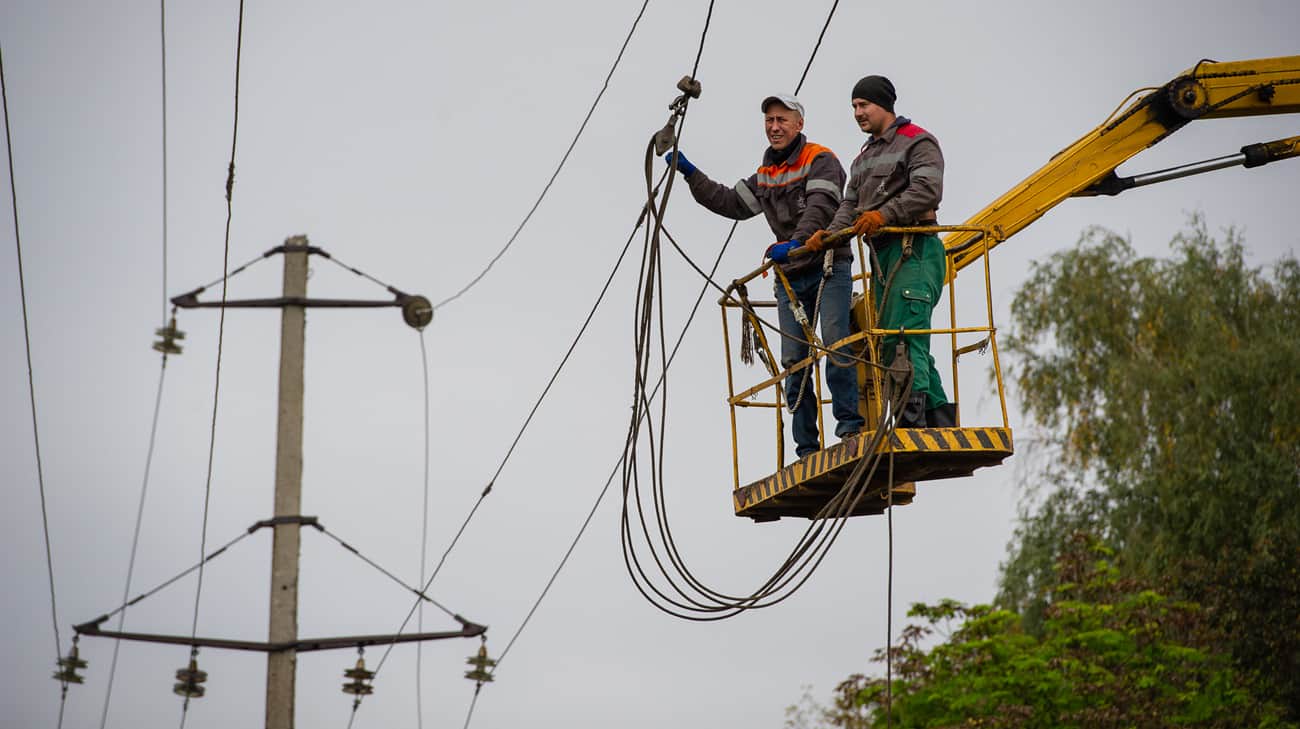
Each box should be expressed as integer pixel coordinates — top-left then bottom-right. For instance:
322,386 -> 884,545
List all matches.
3,2 -> 1298,728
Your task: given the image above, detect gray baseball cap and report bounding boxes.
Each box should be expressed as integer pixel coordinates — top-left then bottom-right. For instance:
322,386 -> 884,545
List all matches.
761,94 -> 805,117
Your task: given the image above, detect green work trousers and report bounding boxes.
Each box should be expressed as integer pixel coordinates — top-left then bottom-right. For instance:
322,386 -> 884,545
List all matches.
871,233 -> 949,409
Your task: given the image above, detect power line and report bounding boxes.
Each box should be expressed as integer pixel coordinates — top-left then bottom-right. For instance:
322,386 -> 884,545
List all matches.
100,5 -> 173,722
361,183 -> 657,697
461,686 -> 482,729
160,0 -> 170,326
372,0 -> 837,718
98,356 -> 171,728
608,0 -> 922,625
688,0 -> 715,80
495,219 -> 737,669
415,330 -> 431,728
465,0 -> 728,686
794,0 -> 840,95
183,3 -> 246,724
387,4 -> 717,670
431,0 -> 651,312
2,31 -> 66,685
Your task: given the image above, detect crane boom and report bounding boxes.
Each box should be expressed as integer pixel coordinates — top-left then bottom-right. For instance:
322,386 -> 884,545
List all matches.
945,55 -> 1300,273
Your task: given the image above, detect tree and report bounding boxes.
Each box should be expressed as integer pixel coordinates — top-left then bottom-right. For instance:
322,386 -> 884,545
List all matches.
997,221 -> 1300,713
811,535 -> 1293,729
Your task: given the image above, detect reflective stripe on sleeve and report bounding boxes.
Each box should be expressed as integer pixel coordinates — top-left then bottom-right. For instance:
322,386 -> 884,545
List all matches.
805,178 -> 842,200
911,164 -> 941,183
735,181 -> 763,215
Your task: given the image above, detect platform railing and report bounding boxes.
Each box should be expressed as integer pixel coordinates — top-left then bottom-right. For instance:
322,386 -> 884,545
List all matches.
717,224 -> 1009,491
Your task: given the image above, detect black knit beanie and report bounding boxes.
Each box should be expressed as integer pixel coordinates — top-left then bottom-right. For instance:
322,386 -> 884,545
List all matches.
851,75 -> 896,112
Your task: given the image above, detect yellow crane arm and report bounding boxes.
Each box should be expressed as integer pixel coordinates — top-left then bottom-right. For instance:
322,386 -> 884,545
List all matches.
944,55 -> 1300,274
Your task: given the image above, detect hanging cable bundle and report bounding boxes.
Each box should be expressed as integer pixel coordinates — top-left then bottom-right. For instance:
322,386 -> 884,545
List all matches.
617,82 -> 916,620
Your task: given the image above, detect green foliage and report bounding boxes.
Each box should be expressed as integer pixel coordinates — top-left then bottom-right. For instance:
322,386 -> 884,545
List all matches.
814,536 -> 1293,729
799,222 -> 1300,727
997,220 -> 1300,713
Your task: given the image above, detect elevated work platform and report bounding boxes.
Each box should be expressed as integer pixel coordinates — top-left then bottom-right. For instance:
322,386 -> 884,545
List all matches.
733,426 -> 1013,521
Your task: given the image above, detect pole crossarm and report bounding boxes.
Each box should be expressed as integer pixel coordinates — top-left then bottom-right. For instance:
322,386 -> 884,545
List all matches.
72,616 -> 486,653
171,293 -> 413,310
168,241 -> 433,329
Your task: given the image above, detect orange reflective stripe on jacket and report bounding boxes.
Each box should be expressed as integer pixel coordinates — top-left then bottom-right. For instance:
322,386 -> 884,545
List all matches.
756,143 -> 836,188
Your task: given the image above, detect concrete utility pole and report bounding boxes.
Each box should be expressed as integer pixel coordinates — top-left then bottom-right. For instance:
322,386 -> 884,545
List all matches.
266,236 -> 308,729
69,234 -> 467,725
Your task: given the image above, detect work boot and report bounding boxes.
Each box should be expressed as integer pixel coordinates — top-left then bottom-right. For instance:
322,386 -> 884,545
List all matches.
840,431 -> 860,458
925,402 -> 958,428
897,394 -> 927,428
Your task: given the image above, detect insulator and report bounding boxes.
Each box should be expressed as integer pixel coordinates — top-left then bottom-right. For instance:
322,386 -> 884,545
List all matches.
341,654 -> 375,696
152,317 -> 185,355
173,656 -> 208,699
464,642 -> 496,684
341,679 -> 374,697
343,656 -> 374,682
52,641 -> 88,685
401,295 -> 433,330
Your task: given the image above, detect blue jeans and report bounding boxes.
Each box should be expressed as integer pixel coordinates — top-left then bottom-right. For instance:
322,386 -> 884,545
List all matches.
774,259 -> 865,457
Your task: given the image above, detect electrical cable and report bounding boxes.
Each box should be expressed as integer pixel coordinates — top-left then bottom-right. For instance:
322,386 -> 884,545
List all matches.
617,0 -> 922,618
688,0 -> 714,80
449,0 -> 725,688
182,2 -> 245,724
431,0 -> 651,313
461,686 -> 481,729
885,449 -> 895,729
3,37 -> 70,725
100,6 -> 172,723
188,0 -> 244,640
345,195 -> 661,727
352,3 -> 720,721
359,180 -> 660,692
656,221 -> 888,372
619,246 -> 907,618
160,0 -> 169,328
98,355 -> 170,729
469,0 -> 862,707
494,220 -> 737,668
793,0 -> 839,95
415,330 -> 431,729
340,190 -> 658,728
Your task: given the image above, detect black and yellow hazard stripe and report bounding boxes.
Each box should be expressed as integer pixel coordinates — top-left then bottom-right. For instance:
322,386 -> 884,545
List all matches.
733,427 -> 1013,516
887,426 -> 1012,453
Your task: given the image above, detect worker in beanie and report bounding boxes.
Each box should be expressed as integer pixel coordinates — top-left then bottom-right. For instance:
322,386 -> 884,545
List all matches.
807,75 -> 956,428
663,94 -> 864,459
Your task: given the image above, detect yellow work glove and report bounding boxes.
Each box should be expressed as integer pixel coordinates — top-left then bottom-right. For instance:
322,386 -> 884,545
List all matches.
804,229 -> 829,252
852,209 -> 886,238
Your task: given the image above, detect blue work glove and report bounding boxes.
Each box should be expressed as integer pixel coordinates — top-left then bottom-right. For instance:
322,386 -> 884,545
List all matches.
766,240 -> 801,263
663,151 -> 698,178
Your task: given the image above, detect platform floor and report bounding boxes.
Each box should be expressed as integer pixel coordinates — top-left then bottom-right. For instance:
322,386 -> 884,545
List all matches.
733,427 -> 1013,521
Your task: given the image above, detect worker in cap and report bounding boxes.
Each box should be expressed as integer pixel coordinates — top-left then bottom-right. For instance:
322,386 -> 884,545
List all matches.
806,75 -> 955,428
663,93 -> 863,459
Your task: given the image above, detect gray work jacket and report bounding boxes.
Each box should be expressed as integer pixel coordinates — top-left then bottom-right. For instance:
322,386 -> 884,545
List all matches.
829,116 -> 943,232
686,135 -> 846,254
